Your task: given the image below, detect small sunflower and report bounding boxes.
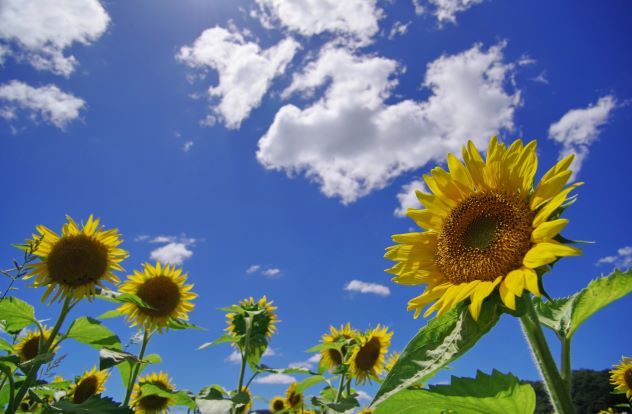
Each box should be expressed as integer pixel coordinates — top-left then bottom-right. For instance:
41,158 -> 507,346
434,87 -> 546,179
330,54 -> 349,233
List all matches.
358,408 -> 374,414
131,371 -> 175,414
385,351 -> 400,372
226,296 -> 278,339
70,366 -> 108,404
284,382 -> 303,410
270,396 -> 286,412
320,323 -> 358,372
26,215 -> 127,302
348,325 -> 392,384
118,262 -> 196,332
14,326 -> 58,362
386,137 -> 582,320
611,356 -> 632,401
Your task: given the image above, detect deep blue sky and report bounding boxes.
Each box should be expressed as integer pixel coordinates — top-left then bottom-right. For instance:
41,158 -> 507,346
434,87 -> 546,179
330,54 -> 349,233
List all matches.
1,0 -> 631,409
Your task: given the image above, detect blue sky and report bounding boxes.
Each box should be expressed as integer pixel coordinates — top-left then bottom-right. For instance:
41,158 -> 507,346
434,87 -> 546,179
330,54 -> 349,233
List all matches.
1,0 -> 631,409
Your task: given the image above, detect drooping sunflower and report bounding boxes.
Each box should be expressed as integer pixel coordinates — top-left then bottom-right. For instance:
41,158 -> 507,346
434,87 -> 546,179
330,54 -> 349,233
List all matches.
118,262 -> 196,332
14,326 -> 58,362
70,366 -> 108,404
386,137 -> 582,320
269,396 -> 286,412
320,323 -> 358,371
226,296 -> 278,339
348,325 -> 392,384
131,371 -> 175,414
26,215 -> 127,302
284,382 -> 303,410
610,356 -> 632,401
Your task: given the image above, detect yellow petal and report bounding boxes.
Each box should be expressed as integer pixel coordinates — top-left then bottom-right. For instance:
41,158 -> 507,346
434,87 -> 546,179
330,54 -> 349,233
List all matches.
503,269 -> 525,297
523,267 -> 541,296
540,153 -> 574,183
530,170 -> 572,210
531,219 -> 569,243
407,209 -> 443,231
468,277 -> 502,320
499,281 -> 516,310
447,153 -> 474,191
523,242 -> 582,268
533,182 -> 583,227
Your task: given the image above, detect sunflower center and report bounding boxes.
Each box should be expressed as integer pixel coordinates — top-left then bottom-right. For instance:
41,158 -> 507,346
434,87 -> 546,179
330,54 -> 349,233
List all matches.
136,276 -> 181,317
355,337 -> 381,371
624,368 -> 632,390
272,399 -> 285,410
138,394 -> 170,410
73,376 -> 99,404
436,191 -> 534,284
20,336 -> 41,361
46,234 -> 109,287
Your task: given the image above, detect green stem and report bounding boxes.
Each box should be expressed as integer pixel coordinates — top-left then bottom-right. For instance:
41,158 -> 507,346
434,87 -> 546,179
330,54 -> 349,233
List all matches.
520,295 -> 575,414
123,328 -> 150,407
561,336 -> 572,392
237,349 -> 247,393
10,296 -> 73,414
335,373 -> 346,403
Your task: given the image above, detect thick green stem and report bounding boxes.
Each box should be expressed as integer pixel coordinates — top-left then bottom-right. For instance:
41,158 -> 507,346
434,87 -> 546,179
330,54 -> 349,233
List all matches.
123,328 -> 150,407
520,295 -> 575,414
335,373 -> 346,403
10,296 -> 73,414
561,337 -> 572,392
237,349 -> 247,393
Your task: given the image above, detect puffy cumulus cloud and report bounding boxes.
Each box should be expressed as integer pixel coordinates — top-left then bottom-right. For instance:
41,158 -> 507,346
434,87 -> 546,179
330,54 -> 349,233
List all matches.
344,280 -> 391,296
177,25 -> 299,129
289,354 -> 321,370
0,80 -> 85,128
0,0 -> 110,76
254,373 -> 297,384
596,246 -> 632,269
253,0 -> 382,46
417,0 -> 484,24
394,178 -> 428,218
150,242 -> 193,266
257,43 -> 519,204
548,95 -> 617,179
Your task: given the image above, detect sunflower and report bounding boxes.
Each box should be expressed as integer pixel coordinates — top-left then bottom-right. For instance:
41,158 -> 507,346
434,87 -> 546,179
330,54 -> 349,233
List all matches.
320,323 -> 358,371
118,262 -> 196,332
70,366 -> 108,404
386,137 -> 582,320
284,382 -> 303,410
131,371 -> 175,414
610,356 -> 632,401
226,296 -> 278,339
26,215 -> 127,302
270,396 -> 286,412
348,325 -> 392,384
235,387 -> 252,414
14,326 -> 58,362
358,408 -> 374,414
385,351 -> 400,372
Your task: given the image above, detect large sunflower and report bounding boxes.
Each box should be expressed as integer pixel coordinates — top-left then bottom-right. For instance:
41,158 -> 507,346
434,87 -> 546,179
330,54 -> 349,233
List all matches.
26,215 -> 127,302
386,137 -> 582,320
131,371 -> 175,414
70,366 -> 108,404
226,296 -> 278,339
118,262 -> 196,332
610,357 -> 632,401
320,323 -> 358,371
348,325 -> 392,384
14,326 -> 58,362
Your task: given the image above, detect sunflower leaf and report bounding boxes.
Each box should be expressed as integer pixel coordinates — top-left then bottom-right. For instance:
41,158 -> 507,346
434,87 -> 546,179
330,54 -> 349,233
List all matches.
45,395 -> 132,413
0,337 -> 13,353
373,370 -> 535,414
534,268 -> 632,338
198,334 -> 234,350
95,289 -> 155,310
66,317 -> 122,350
0,296 -> 37,333
372,300 -> 501,407
166,318 -> 204,331
99,348 -> 138,371
97,309 -> 123,320
297,375 -> 327,393
139,383 -> 196,408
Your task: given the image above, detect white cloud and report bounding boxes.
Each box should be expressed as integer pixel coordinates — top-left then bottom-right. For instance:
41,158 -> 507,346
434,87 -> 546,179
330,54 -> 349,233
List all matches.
226,350 -> 242,363
246,264 -> 261,274
253,0 -> 382,46
531,71 -> 549,85
388,21 -> 411,40
254,373 -> 297,385
257,42 -> 519,204
177,25 -> 299,129
548,95 -> 617,179
262,268 -> 281,277
345,280 -> 391,296
289,353 -> 321,370
0,80 -> 85,129
413,0 -> 425,15
394,178 -> 428,218
246,264 -> 282,278
134,235 -> 150,242
183,141 -> 194,152
597,246 -> 632,269
418,0 -> 484,24
150,242 -> 193,265
0,0 -> 110,76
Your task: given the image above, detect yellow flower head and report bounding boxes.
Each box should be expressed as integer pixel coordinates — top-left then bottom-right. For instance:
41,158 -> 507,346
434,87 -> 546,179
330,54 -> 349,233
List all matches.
348,325 -> 392,384
320,323 -> 358,371
26,215 -> 127,302
70,366 -> 108,404
131,371 -> 175,414
284,382 -> 303,410
385,351 -> 400,372
610,356 -> 632,401
269,396 -> 286,412
118,262 -> 197,332
386,137 -> 582,320
14,326 -> 58,362
226,296 -> 278,339
358,408 -> 374,414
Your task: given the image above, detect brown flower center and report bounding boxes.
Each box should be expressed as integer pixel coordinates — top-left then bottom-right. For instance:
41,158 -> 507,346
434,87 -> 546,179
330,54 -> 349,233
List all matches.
73,375 -> 99,404
20,336 -> 41,361
47,234 -> 108,287
138,394 -> 170,411
136,276 -> 181,317
435,191 -> 534,284
624,368 -> 632,390
272,399 -> 285,411
355,337 -> 381,371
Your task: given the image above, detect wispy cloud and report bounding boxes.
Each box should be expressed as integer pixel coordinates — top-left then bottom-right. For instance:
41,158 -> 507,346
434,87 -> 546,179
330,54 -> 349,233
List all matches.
289,354 -> 321,370
344,280 -> 390,296
596,246 -> 632,269
246,264 -> 282,278
253,373 -> 296,385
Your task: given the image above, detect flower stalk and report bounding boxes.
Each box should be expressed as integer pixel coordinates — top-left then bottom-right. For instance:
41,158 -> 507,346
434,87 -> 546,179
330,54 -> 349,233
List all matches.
123,328 -> 150,407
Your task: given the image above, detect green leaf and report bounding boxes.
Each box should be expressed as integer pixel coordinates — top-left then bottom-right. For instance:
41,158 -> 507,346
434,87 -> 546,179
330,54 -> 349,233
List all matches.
166,319 -> 204,331
258,364 -> 316,376
99,348 -> 138,371
372,300 -> 501,407
66,317 -> 122,350
534,268 -> 632,338
0,337 -> 14,353
46,395 -> 132,413
296,375 -> 326,393
197,384 -> 228,400
139,383 -> 196,409
312,395 -> 358,412
198,334 -> 233,350
0,297 -> 36,333
97,309 -> 123,320
373,370 -> 535,414
96,290 -> 154,310
306,341 -> 343,353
